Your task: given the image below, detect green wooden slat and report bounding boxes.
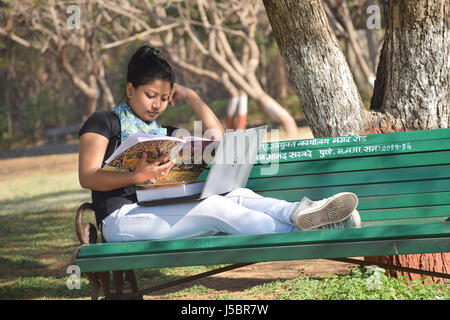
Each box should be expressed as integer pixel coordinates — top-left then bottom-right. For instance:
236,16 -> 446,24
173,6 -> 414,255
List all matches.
253,179 -> 450,202
256,190 -> 450,212
197,128 -> 450,168
258,191 -> 450,211
259,127 -> 450,153
255,190 -> 450,221
257,186 -> 450,205
76,237 -> 450,273
245,165 -> 450,192
249,150 -> 450,178
363,217 -> 449,227
251,151 -> 450,178
357,192 -> 450,210
360,206 -> 450,221
77,222 -> 450,259
255,138 -> 450,164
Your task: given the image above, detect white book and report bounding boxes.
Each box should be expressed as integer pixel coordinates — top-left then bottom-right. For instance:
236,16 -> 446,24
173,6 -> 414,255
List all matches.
136,181 -> 205,202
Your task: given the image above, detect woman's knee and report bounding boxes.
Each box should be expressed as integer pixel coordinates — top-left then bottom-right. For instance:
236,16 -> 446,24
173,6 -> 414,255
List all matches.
225,187 -> 259,198
194,195 -> 229,214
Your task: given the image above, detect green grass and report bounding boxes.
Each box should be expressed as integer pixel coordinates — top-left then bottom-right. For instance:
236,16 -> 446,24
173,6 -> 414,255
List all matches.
244,267 -> 450,300
0,154 -> 448,300
159,267 -> 449,300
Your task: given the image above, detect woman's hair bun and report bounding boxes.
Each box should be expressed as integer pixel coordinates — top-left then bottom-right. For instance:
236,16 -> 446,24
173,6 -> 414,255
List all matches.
127,45 -> 175,89
149,47 -> 160,57
140,46 -> 160,60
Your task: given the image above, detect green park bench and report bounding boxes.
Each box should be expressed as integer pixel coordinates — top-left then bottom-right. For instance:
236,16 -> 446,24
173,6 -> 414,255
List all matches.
71,128 -> 450,299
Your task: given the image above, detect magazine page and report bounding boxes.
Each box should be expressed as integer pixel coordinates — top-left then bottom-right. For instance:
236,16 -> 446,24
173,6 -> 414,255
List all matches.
101,133 -> 219,188
104,133 -> 184,167
137,138 -> 219,189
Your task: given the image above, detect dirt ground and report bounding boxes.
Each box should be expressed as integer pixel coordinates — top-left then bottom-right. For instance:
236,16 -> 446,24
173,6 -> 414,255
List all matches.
145,259 -> 361,299
1,148 -> 362,299
0,153 -> 79,180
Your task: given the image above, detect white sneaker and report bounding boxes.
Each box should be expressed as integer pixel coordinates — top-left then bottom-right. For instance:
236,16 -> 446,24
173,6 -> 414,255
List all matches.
291,193 -> 358,231
314,209 -> 361,230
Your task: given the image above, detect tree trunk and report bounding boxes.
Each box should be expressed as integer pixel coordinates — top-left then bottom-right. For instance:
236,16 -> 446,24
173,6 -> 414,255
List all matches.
371,0 -> 450,131
365,0 -> 450,283
262,0 -> 366,138
84,75 -> 98,121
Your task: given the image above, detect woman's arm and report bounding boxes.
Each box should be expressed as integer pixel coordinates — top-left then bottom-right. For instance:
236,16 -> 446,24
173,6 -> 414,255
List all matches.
78,132 -> 175,191
170,84 -> 225,140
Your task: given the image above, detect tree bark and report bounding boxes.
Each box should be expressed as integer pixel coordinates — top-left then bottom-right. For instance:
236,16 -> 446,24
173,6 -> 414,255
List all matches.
370,0 -> 450,131
263,0 -> 366,138
365,0 -> 450,283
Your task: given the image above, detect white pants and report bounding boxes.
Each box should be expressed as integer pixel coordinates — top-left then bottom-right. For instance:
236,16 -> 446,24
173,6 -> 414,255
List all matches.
102,188 -> 306,242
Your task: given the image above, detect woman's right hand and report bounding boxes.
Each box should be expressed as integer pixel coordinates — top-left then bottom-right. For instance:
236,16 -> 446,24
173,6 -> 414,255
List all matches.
133,152 -> 176,184
80,132 -> 178,191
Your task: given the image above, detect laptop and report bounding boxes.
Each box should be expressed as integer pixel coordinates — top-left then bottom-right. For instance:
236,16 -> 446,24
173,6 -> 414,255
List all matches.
138,125 -> 268,206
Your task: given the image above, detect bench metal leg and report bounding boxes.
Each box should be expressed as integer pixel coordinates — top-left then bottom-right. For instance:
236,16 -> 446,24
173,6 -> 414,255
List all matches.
125,270 -> 140,293
99,272 -> 112,299
107,270 -> 142,300
83,270 -> 141,300
113,271 -> 123,296
117,263 -> 255,300
74,202 -> 142,300
86,273 -> 101,300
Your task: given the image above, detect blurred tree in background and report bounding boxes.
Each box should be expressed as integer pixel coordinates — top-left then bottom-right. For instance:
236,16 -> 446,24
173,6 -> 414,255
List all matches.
0,0 -> 383,148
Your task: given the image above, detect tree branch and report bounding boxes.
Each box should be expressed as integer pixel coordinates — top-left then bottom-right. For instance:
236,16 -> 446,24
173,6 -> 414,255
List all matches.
58,45 -> 97,98
323,0 -> 376,87
101,22 -> 182,50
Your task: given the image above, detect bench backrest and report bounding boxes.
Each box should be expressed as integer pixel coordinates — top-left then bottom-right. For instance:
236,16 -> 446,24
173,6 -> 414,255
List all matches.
198,128 -> 450,227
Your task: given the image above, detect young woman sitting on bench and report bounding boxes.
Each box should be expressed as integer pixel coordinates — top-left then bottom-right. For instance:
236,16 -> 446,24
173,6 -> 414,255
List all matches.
78,46 -> 361,243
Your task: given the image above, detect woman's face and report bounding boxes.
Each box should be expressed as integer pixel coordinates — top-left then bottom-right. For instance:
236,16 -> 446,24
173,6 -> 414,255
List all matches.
127,79 -> 172,122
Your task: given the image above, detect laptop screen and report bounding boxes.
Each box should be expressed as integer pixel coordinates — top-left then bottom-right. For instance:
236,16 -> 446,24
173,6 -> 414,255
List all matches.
200,125 -> 267,199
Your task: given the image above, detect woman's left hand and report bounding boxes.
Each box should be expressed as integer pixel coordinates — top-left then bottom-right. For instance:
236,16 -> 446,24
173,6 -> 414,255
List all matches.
168,83 -> 195,107
168,82 -> 225,139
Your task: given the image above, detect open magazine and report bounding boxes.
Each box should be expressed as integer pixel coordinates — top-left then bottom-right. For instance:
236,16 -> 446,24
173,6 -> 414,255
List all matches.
102,133 -> 219,201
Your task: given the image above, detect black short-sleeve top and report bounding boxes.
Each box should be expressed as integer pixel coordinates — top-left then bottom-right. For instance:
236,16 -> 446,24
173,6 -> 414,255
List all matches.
79,110 -> 178,227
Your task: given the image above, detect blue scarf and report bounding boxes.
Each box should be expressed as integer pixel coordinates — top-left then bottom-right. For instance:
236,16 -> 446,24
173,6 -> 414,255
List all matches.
112,101 -> 167,142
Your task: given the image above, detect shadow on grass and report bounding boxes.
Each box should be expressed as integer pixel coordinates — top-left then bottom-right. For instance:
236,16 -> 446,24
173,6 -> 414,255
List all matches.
136,265 -> 359,299
0,266 -> 215,299
0,256 -> 47,272
0,189 -> 89,207
0,200 -> 93,299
